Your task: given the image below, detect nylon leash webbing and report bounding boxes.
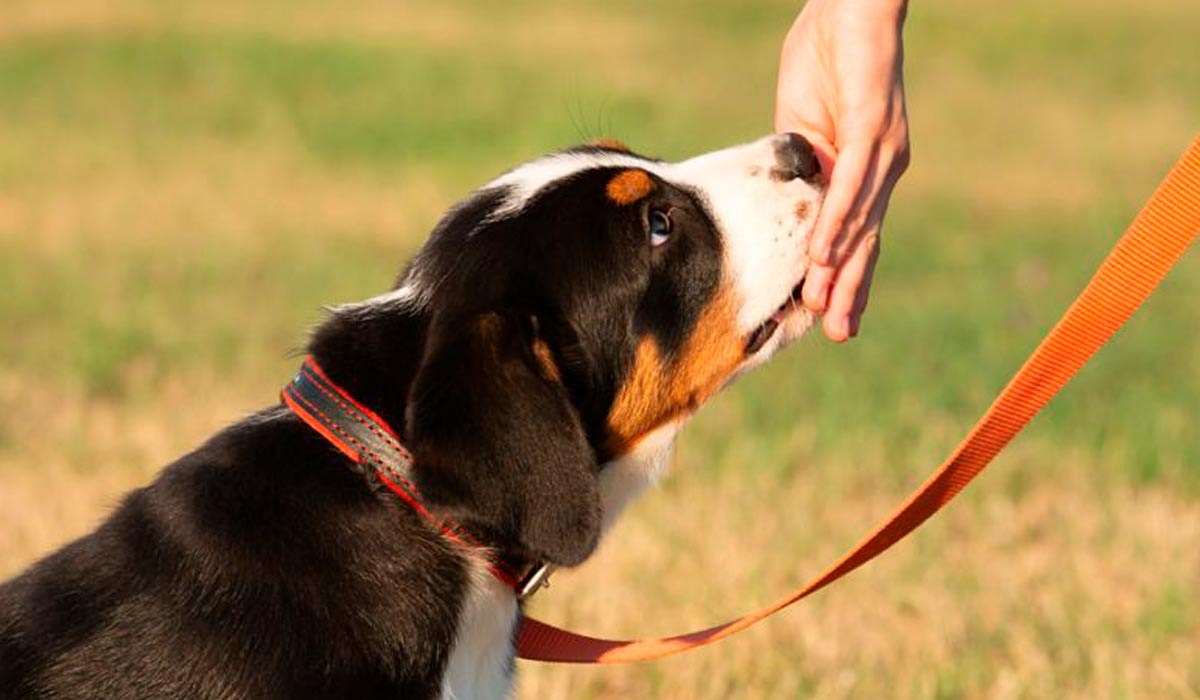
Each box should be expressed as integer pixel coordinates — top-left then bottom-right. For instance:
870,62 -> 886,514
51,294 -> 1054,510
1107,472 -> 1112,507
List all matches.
516,134 -> 1200,663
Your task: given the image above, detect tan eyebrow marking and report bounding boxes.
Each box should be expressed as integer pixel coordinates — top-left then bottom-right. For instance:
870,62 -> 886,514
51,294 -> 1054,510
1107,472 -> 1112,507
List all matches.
606,169 -> 655,206
590,138 -> 632,153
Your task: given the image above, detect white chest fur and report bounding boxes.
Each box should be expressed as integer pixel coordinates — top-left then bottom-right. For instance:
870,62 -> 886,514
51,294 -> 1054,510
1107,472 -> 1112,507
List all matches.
441,564 -> 519,700
441,425 -> 678,699
597,423 -> 679,532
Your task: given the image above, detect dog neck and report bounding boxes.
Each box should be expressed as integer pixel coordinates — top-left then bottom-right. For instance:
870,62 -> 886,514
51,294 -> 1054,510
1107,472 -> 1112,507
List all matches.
304,293 -> 678,559
306,299 -> 430,439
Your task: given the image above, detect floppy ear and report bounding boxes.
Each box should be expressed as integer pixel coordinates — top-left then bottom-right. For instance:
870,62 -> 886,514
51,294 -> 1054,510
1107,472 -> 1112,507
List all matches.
405,311 -> 602,567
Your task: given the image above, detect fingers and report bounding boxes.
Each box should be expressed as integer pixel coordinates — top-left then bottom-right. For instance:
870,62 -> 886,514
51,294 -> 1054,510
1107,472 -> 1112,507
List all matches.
801,259 -> 835,312
807,139 -> 875,267
804,118 -> 907,340
821,231 -> 879,342
800,135 -> 878,315
848,242 -> 880,337
820,166 -> 898,340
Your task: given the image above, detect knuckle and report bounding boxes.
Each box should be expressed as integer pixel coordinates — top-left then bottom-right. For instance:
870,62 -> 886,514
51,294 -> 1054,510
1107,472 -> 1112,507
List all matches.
894,142 -> 912,174
895,148 -> 911,175
888,125 -> 912,173
843,109 -> 886,135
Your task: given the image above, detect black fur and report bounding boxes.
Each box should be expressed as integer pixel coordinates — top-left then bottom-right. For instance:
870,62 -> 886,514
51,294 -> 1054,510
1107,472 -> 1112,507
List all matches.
0,153 -> 726,698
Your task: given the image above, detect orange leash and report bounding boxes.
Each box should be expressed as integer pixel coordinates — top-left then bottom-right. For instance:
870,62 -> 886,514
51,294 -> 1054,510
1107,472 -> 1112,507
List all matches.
516,134 -> 1200,664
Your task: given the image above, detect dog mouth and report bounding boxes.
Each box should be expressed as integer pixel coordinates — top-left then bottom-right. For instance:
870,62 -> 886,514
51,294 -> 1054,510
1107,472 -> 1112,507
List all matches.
744,279 -> 805,356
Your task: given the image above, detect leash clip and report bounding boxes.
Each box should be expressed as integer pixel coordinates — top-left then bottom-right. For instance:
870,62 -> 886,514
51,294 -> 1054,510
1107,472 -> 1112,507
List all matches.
517,562 -> 553,600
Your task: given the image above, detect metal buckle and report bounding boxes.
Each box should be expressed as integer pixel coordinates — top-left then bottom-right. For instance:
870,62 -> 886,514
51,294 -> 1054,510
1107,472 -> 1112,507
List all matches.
516,562 -> 553,600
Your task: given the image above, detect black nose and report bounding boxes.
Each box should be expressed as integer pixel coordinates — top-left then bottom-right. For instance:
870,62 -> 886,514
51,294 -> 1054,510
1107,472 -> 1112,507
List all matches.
772,132 -> 820,182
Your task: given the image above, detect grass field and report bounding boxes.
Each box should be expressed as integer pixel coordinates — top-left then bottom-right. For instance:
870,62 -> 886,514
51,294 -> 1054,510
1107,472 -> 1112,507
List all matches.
1,0 -> 1198,697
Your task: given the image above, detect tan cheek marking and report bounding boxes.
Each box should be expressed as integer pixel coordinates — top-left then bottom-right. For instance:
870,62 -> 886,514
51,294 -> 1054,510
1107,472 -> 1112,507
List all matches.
530,338 -> 562,384
606,337 -> 664,452
606,285 -> 743,453
590,138 -> 631,153
795,201 -> 811,220
606,170 -> 655,206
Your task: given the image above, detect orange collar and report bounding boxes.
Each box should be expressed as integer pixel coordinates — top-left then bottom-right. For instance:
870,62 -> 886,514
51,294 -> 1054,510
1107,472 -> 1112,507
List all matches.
282,357 -> 551,598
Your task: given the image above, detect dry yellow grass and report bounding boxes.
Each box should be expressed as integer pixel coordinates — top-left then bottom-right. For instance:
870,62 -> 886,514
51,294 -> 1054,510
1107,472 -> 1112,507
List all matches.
4,397 -> 1197,697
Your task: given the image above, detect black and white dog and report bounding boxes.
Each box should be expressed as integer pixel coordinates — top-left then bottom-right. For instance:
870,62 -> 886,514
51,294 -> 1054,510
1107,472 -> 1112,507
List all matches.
0,134 -> 823,699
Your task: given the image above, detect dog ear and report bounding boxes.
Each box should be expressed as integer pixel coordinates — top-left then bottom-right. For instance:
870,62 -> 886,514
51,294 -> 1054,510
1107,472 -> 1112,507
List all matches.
405,311 -> 601,567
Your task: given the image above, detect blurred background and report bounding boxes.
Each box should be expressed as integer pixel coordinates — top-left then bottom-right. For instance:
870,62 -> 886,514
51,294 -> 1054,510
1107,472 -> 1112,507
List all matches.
1,0 -> 1197,697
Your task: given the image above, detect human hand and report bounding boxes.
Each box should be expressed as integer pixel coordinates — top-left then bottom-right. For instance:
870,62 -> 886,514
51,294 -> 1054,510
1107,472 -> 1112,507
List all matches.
775,0 -> 910,341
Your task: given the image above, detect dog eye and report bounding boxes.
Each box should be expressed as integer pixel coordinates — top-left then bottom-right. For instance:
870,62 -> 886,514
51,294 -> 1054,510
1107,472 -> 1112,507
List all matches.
648,209 -> 673,247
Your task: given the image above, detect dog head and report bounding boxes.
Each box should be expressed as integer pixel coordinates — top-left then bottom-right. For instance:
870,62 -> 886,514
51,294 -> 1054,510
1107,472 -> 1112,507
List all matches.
319,134 -> 824,567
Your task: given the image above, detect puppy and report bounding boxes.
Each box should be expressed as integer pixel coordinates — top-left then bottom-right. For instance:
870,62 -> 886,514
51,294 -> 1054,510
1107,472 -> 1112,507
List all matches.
0,134 -> 823,700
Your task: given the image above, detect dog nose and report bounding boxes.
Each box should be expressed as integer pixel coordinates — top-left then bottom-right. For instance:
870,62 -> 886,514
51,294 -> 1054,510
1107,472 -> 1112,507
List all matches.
772,132 -> 820,182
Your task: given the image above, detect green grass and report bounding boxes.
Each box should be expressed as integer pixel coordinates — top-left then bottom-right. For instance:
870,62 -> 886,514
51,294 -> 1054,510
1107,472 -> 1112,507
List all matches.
1,0 -> 1197,697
